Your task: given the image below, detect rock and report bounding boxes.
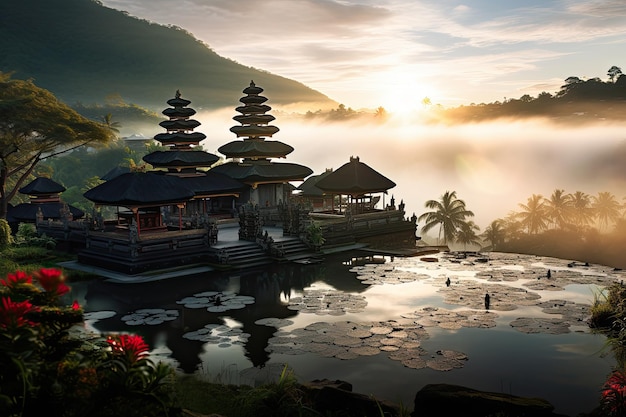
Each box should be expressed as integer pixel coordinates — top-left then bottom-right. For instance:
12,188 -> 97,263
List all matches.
302,379 -> 401,417
411,384 -> 568,417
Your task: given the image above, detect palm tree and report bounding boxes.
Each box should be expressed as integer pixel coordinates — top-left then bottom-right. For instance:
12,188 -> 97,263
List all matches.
545,189 -> 572,229
101,113 -> 121,135
418,191 -> 475,244
517,194 -> 548,234
456,221 -> 481,250
502,212 -> 524,241
592,191 -> 622,231
481,220 -> 506,250
571,191 -> 595,229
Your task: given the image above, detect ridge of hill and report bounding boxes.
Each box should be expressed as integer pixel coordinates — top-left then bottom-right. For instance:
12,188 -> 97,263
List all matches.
0,0 -> 336,111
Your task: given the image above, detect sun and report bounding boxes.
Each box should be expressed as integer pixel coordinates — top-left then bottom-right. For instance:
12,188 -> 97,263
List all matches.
375,71 -> 438,118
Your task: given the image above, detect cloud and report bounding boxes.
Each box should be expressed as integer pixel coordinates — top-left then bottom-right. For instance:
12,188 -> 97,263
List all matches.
98,0 -> 626,107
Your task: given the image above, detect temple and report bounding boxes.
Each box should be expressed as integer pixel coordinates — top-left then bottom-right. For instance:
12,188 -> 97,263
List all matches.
33,84 -> 417,276
212,81 -> 313,207
7,177 -> 84,232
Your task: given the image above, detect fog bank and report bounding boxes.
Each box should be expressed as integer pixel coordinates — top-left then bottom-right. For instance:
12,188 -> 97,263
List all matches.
185,111 -> 626,231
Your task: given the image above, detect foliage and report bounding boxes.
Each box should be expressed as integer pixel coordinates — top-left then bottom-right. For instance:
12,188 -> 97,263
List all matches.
0,219 -> 13,249
234,365 -> 315,417
0,72 -> 114,219
432,65 -> 626,123
0,267 -> 178,417
492,188 -> 626,269
305,222 -> 325,249
418,191 -> 475,244
14,223 -> 56,249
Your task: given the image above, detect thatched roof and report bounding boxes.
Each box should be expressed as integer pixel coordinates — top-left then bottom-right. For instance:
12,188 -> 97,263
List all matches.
315,156 -> 395,196
181,171 -> 245,197
211,161 -> 313,184
297,170 -> 333,197
84,172 -> 195,207
19,177 -> 65,195
100,166 -> 131,181
142,150 -> 220,167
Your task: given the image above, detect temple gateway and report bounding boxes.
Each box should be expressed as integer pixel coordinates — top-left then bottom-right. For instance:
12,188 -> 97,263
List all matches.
34,83 -> 417,276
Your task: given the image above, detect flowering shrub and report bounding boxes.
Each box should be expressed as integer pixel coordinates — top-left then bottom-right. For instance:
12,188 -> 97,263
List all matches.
603,370 -> 626,417
0,268 -> 176,417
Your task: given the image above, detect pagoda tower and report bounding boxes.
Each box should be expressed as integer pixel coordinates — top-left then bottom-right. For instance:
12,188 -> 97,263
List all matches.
143,91 -> 244,216
212,81 -> 313,206
143,90 -> 219,174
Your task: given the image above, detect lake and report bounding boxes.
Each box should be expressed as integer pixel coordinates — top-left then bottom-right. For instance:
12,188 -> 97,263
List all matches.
69,250 -> 624,415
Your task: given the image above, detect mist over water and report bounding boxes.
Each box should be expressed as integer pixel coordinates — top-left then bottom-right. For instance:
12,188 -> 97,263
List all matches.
142,110 -> 626,234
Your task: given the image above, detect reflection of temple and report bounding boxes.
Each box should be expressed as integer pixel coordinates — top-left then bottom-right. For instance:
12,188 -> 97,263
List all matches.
83,263 -> 323,372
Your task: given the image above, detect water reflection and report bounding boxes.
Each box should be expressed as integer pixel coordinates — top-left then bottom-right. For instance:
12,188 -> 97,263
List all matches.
72,251 -> 625,415
81,254 -> 366,371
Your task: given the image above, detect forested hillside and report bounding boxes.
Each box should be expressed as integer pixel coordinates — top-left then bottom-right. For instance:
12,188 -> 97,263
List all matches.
430,69 -> 626,123
0,0 -> 335,110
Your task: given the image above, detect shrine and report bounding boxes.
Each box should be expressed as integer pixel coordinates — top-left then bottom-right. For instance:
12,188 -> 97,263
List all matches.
7,177 -> 84,232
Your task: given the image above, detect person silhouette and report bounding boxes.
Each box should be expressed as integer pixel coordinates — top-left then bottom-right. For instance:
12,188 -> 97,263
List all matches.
484,293 -> 491,310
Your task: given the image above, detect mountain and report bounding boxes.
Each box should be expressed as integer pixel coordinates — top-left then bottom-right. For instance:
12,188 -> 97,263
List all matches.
0,0 -> 336,111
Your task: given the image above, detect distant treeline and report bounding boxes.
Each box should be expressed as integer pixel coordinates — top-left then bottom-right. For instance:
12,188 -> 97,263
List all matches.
431,67 -> 626,123
483,189 -> 626,269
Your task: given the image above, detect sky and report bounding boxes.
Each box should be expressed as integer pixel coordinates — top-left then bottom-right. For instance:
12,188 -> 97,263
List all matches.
97,0 -> 626,236
99,0 -> 626,110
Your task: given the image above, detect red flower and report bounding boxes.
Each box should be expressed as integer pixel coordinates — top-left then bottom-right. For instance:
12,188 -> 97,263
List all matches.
1,270 -> 33,288
0,296 -> 40,330
106,334 -> 150,364
71,300 -> 81,310
36,268 -> 70,297
602,370 -> 626,415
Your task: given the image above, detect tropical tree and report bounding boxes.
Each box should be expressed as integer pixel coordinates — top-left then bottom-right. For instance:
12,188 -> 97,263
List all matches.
481,220 -> 506,250
571,191 -> 595,229
501,212 -> 525,241
592,191 -> 622,231
0,72 -> 113,219
517,194 -> 548,234
456,220 -> 481,250
101,113 -> 121,134
418,191 -> 475,244
608,65 -> 623,83
545,189 -> 572,229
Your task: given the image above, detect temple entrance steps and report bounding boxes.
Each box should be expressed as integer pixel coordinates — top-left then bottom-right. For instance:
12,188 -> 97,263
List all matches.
208,237 -> 318,269
209,241 -> 272,269
271,237 -> 318,262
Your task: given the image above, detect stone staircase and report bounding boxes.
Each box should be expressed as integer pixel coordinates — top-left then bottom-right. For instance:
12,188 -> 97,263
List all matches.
271,237 -> 319,262
209,237 -> 319,269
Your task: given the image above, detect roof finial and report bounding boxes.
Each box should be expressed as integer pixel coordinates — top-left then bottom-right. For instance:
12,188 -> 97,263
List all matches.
250,80 -> 255,87
175,89 -> 181,99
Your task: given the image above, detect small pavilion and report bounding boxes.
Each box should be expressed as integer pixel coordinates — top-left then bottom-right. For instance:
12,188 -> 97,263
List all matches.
8,177 -> 84,230
314,156 -> 396,214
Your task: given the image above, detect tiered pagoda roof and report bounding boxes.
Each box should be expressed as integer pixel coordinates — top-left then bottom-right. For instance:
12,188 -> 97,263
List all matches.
143,90 -> 220,172
212,81 -> 312,186
9,177 -> 84,222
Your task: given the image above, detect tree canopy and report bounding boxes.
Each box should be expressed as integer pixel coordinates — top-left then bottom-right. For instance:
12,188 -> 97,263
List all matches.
0,72 -> 114,218
418,190 -> 475,245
